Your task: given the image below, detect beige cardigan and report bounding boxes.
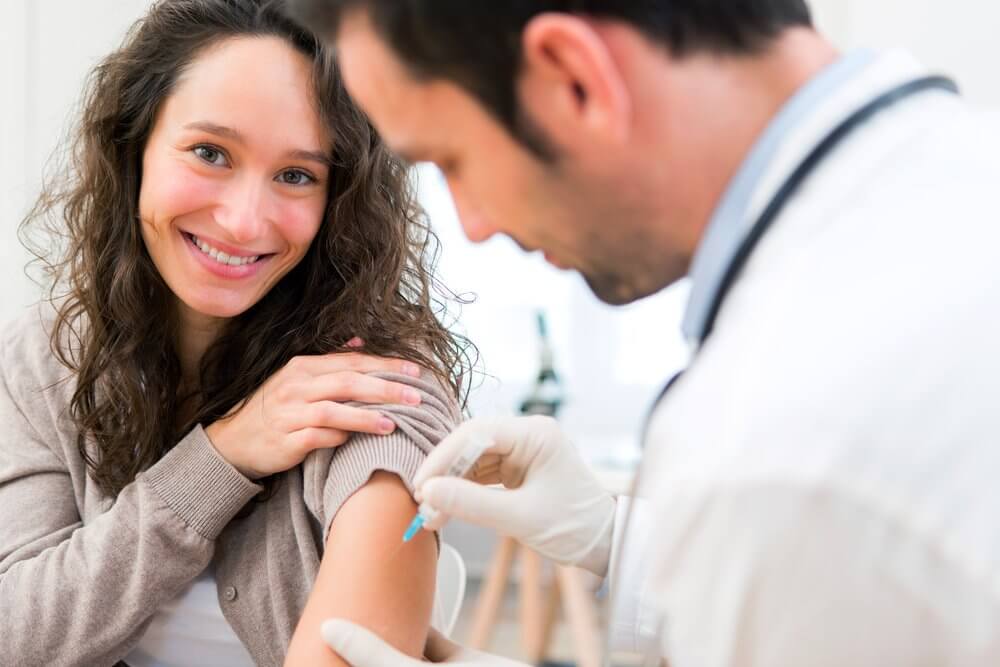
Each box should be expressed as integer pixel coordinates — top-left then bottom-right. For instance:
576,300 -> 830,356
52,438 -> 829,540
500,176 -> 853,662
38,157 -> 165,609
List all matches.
0,306 -> 460,667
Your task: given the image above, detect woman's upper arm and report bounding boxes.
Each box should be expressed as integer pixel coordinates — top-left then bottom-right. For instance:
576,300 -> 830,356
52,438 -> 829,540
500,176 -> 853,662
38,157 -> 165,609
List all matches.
0,340 -> 80,569
284,470 -> 438,666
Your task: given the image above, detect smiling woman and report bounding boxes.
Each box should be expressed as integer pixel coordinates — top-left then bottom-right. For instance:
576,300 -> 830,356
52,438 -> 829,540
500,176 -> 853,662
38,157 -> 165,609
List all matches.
138,38 -> 333,321
1,1 -> 471,666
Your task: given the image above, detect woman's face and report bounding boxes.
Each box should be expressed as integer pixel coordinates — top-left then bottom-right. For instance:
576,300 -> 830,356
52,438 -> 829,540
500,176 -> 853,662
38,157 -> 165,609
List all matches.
139,36 -> 330,320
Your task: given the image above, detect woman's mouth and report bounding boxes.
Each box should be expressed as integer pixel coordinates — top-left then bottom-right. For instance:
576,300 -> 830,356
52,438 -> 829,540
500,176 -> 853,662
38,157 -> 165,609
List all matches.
185,232 -> 262,266
182,231 -> 273,279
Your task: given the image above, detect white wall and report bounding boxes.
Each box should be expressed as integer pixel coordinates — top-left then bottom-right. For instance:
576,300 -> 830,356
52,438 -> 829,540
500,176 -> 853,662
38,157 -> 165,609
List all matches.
0,1 -> 33,323
0,1 -> 152,324
811,0 -> 1000,104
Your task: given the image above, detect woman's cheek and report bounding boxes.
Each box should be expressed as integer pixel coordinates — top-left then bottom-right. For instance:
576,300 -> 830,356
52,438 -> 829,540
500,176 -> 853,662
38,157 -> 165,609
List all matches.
158,170 -> 223,221
276,196 -> 326,249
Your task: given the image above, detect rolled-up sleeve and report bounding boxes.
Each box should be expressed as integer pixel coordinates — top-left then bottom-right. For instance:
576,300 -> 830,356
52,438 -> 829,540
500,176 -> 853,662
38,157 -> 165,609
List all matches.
303,369 -> 461,541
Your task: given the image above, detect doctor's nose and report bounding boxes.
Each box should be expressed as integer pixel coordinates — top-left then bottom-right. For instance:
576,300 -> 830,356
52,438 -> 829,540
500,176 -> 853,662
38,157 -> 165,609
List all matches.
215,181 -> 269,244
447,180 -> 496,244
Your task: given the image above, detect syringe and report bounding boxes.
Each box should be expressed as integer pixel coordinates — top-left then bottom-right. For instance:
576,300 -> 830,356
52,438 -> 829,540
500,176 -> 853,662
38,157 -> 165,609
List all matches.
402,434 -> 493,542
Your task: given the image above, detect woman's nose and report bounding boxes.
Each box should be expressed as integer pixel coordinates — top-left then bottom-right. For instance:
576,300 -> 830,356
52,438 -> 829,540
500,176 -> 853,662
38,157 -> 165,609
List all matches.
216,179 -> 268,244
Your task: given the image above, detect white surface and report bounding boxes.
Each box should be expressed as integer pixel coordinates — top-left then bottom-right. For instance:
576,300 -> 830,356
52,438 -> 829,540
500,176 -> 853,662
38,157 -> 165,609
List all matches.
432,543 -> 467,638
630,52 -> 1000,665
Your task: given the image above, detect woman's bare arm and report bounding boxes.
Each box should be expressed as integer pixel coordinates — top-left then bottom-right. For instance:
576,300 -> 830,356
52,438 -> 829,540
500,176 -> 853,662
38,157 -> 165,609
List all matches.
284,470 -> 438,666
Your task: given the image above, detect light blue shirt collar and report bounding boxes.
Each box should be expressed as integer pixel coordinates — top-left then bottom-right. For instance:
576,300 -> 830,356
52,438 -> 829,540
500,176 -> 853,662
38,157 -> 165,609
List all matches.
680,50 -> 877,347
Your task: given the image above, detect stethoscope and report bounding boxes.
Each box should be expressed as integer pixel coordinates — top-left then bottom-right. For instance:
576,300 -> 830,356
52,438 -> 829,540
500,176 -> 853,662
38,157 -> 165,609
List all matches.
603,74 -> 959,666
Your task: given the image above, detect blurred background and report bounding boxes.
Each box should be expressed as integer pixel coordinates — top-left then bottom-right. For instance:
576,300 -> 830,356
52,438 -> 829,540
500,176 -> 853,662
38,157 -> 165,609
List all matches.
2,2 -> 999,663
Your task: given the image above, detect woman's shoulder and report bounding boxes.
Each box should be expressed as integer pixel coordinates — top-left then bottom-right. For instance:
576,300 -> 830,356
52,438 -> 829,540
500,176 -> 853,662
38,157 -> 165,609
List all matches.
0,300 -> 77,396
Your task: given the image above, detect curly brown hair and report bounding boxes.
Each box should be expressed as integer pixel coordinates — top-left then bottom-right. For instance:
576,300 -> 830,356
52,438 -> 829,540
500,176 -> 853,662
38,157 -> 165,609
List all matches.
19,0 -> 474,498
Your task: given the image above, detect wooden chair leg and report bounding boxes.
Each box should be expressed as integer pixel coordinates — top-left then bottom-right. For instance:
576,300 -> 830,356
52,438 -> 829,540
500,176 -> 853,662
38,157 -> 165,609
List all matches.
555,565 -> 603,667
536,569 -> 561,658
519,546 -> 546,662
468,536 -> 517,649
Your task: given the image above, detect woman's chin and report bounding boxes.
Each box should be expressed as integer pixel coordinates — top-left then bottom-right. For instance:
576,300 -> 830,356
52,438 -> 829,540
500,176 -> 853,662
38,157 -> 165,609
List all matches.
176,291 -> 259,321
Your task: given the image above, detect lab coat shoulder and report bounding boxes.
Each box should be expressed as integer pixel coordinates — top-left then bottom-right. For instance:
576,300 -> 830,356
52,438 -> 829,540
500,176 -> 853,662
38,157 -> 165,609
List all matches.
654,90 -> 1000,490
640,84 -> 1000,664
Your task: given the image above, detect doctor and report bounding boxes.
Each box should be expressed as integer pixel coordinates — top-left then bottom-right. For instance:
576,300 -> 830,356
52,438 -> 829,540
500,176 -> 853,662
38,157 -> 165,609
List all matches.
287,1 -> 1000,664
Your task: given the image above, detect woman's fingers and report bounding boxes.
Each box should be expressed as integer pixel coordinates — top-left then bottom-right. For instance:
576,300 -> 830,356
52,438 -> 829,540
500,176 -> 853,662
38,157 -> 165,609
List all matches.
304,371 -> 423,406
304,401 -> 398,436
288,352 -> 422,378
289,427 -> 351,453
289,404 -> 399,453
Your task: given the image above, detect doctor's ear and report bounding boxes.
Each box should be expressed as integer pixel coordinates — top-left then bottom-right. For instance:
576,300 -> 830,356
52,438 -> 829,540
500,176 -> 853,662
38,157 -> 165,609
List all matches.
518,13 -> 632,148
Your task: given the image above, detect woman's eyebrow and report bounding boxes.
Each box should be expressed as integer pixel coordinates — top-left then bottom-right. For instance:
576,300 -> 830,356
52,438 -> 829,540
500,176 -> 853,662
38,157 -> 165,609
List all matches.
184,120 -> 243,142
183,120 -> 332,168
288,149 -> 334,168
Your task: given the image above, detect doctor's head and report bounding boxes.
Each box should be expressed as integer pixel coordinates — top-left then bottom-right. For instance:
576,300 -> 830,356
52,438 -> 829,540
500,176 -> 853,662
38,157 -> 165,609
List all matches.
288,0 -> 820,305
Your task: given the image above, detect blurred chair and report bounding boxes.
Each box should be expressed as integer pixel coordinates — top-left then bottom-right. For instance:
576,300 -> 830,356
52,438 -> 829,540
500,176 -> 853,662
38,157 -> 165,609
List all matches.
432,542 -> 467,637
465,461 -> 635,667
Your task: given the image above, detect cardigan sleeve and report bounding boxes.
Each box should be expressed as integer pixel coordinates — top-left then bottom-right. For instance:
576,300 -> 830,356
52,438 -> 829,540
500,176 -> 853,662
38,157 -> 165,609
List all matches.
302,367 -> 461,542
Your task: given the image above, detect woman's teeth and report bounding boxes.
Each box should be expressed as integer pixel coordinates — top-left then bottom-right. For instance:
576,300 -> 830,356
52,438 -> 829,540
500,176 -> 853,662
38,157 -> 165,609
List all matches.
190,234 -> 260,266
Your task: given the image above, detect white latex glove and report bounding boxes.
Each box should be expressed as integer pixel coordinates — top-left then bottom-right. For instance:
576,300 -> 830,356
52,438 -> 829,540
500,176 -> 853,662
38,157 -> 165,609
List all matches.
321,620 -> 528,667
414,416 -> 617,576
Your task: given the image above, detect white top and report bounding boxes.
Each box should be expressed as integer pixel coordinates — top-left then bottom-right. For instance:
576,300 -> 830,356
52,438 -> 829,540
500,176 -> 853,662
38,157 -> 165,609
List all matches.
125,569 -> 255,667
611,50 -> 1000,665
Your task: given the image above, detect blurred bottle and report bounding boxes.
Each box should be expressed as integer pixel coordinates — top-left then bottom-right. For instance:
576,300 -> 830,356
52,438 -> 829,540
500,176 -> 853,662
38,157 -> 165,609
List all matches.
519,311 -> 564,417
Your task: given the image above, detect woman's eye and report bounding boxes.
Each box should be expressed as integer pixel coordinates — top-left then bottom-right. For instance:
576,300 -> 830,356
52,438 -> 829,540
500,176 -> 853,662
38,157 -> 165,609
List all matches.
277,169 -> 315,186
193,145 -> 228,166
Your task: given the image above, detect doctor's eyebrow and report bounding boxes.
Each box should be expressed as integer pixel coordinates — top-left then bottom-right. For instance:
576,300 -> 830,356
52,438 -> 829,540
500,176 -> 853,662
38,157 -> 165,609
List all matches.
182,120 -> 333,168
390,148 -> 419,166
385,140 -> 436,167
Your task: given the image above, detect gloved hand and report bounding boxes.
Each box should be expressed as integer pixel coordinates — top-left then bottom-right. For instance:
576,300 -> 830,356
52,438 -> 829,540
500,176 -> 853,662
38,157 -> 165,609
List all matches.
414,416 -> 617,576
321,620 -> 528,666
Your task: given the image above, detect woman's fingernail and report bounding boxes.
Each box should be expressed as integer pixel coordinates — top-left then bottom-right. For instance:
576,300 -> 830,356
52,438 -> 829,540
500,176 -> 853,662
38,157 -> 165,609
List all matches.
403,362 -> 421,377
403,388 -> 422,405
378,417 -> 396,434
347,337 -> 364,348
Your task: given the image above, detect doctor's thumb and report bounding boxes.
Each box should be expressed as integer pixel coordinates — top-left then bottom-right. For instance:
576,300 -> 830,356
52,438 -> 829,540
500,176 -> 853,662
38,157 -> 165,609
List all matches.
321,619 -> 417,666
421,476 -> 518,531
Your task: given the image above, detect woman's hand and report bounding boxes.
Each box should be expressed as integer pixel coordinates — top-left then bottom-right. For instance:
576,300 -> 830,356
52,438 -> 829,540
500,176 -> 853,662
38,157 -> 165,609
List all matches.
205,350 -> 424,479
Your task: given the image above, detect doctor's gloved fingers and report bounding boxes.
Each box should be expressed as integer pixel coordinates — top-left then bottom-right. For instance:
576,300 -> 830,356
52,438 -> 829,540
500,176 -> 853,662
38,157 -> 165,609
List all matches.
414,418 -> 500,489
420,476 -> 523,531
321,619 -> 422,667
423,627 -> 463,662
414,416 -> 549,490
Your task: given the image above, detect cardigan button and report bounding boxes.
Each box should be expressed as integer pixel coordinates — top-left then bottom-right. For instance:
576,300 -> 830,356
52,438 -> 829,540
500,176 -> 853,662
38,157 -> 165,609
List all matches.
223,586 -> 238,602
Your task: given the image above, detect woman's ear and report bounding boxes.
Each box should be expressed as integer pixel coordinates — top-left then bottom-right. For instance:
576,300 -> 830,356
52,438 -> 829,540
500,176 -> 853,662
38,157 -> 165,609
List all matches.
518,13 -> 632,148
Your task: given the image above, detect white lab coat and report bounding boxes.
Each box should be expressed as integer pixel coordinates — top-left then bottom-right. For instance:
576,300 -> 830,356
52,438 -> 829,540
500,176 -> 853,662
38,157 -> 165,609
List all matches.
609,51 -> 1000,665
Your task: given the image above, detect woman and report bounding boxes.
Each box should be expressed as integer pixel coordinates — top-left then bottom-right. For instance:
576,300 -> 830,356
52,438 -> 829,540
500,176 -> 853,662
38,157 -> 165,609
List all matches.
0,1 -> 470,665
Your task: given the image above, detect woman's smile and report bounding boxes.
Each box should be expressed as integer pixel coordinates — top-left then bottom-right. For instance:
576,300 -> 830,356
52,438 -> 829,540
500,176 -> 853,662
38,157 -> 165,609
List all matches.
180,229 -> 275,280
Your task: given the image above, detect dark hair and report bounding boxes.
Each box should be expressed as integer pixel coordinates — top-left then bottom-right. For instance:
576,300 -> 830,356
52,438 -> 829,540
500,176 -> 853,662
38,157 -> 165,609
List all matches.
285,0 -> 813,156
20,0 -> 474,498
